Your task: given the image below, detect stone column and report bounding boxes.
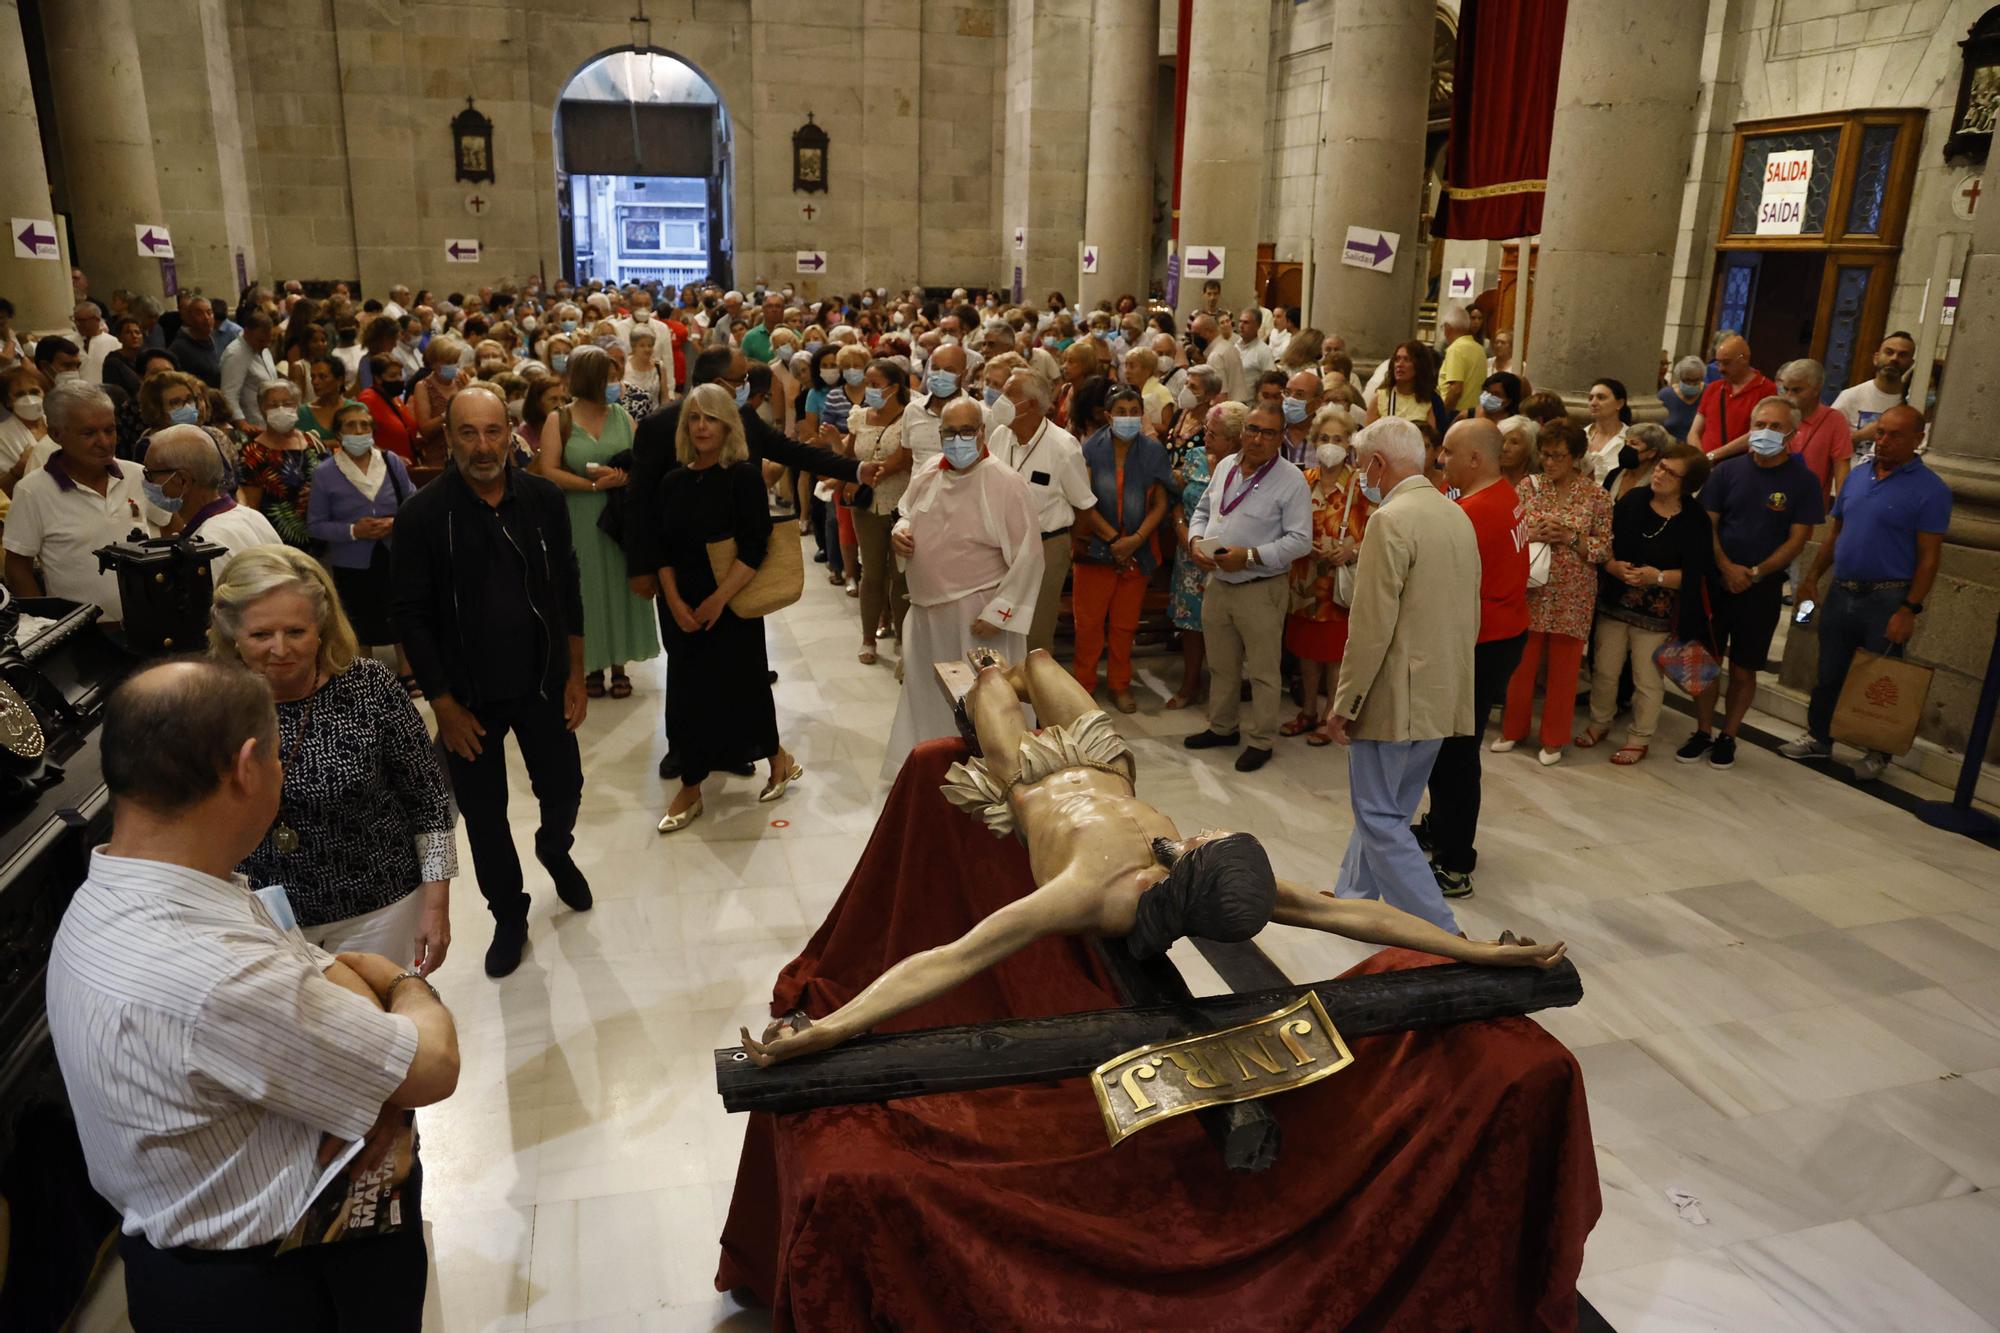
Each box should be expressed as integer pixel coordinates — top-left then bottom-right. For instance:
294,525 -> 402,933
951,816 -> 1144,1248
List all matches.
41,0 -> 169,298
1173,0 -> 1270,321
1928,183 -> 2000,554
1002,0 -> 1092,302
1304,0 -> 1431,355
1079,0 -> 1158,308
1523,1 -> 1705,405
0,2 -> 72,330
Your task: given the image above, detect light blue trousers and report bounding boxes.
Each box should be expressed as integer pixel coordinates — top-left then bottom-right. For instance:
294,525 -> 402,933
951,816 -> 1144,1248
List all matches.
1333,738 -> 1458,933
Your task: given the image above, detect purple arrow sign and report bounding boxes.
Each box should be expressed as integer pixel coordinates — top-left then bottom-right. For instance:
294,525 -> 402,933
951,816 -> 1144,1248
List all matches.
1083,248 -> 1097,267
1186,249 -> 1221,275
138,228 -> 171,254
447,241 -> 478,259
799,253 -> 824,270
1343,233 -> 1393,266
17,223 -> 54,252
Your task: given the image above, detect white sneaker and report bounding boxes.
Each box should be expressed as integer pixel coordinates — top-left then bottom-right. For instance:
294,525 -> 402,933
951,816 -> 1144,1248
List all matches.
1489,738 -> 1517,754
1852,750 -> 1890,781
1537,747 -> 1563,766
1779,735 -> 1832,760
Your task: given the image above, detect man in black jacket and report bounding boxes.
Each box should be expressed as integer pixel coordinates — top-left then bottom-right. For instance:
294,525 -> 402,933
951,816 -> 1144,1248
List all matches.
623,345 -> 879,778
393,384 -> 593,978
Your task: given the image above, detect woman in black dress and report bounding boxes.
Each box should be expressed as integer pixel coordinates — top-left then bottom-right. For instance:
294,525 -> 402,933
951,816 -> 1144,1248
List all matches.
654,383 -> 802,833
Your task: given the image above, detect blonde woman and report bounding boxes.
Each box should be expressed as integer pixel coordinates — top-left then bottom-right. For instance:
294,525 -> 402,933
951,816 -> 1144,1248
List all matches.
849,359 -> 914,663
409,334 -> 465,466
653,383 -> 801,832
212,545 -> 455,970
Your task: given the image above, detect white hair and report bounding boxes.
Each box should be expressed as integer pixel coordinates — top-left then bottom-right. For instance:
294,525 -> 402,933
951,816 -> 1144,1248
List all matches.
46,380 -> 114,433
1673,355 -> 1706,382
1497,414 -> 1539,448
1438,302 -> 1470,332
1776,357 -> 1825,389
1352,416 -> 1426,473
1004,367 -> 1052,410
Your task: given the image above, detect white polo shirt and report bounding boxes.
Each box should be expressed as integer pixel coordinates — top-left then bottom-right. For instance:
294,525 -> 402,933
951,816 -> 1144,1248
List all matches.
994,416 -> 1096,535
3,456 -> 163,620
186,500 -> 283,578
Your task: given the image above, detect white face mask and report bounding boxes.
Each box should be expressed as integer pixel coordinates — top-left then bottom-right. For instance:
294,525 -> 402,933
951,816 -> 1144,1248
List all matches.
989,394 -> 1016,433
265,407 -> 299,434
12,393 -> 44,422
1316,441 -> 1348,470
1176,386 -> 1197,410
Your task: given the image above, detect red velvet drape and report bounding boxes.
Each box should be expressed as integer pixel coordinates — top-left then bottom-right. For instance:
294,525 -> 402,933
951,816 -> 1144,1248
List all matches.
716,739 -> 1601,1331
1433,0 -> 1572,240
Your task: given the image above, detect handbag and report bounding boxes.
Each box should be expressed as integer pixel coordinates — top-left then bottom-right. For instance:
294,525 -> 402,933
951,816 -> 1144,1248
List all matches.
1830,649 -> 1932,756
1653,635 -> 1719,696
707,522 -> 804,618
1524,476 -> 1552,588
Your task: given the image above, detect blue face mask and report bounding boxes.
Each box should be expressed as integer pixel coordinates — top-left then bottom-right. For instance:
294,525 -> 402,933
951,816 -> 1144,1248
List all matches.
804,341 -> 824,356
551,354 -> 569,372
1359,461 -> 1384,506
984,386 -> 1001,406
562,320 -> 578,333
1110,416 -> 1142,440
735,381 -> 751,408
1676,380 -> 1702,400
862,386 -> 885,409
339,433 -> 373,457
927,370 -> 959,398
142,478 -> 183,513
1478,391 -> 1504,414
1748,427 -> 1788,457
843,367 -> 865,386
940,431 -> 982,468
605,383 -> 622,404
168,403 -> 200,426
1281,397 -> 1307,425
436,363 -> 458,382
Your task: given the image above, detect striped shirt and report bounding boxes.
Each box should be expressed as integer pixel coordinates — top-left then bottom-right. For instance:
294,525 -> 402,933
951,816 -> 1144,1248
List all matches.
47,850 -> 418,1249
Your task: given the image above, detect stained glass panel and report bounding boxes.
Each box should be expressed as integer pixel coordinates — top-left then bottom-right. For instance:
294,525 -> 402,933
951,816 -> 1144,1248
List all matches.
1843,124 -> 1900,236
1717,256 -> 1758,338
1729,129 -> 1841,235
1820,266 -> 1872,405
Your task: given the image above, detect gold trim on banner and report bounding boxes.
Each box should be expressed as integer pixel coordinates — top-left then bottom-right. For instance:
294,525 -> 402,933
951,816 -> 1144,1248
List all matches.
1444,178 -> 1549,200
1091,991 -> 1355,1146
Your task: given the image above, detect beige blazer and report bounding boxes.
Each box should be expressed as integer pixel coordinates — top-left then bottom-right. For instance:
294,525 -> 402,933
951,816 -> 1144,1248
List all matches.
1330,475 -> 1481,742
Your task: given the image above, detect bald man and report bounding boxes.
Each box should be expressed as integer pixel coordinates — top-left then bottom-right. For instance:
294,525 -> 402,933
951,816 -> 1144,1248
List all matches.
143,426 -> 279,576
903,343 -> 973,468
1687,335 -> 1775,455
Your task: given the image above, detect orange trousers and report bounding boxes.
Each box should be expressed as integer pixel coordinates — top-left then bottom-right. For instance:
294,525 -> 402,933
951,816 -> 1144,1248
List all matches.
1071,562 -> 1148,693
1501,630 -> 1587,752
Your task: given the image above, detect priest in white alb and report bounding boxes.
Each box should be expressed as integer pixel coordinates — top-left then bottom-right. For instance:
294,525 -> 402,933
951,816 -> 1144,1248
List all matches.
882,397 -> 1044,777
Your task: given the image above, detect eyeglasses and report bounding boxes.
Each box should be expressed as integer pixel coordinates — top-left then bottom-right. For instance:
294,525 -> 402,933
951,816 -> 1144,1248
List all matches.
1241,425 -> 1281,440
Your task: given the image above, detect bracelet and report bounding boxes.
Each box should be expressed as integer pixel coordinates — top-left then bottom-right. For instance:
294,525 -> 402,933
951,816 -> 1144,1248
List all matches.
388,970 -> 440,1004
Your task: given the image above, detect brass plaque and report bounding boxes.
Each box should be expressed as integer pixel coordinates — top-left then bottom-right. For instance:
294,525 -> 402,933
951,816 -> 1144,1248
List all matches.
1091,991 -> 1354,1146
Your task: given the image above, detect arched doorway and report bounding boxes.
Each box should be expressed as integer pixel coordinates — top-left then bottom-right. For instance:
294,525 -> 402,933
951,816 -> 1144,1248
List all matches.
553,48 -> 733,289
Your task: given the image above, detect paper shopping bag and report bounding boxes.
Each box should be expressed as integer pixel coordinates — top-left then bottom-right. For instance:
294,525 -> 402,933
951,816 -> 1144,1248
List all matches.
1830,650 -> 1932,756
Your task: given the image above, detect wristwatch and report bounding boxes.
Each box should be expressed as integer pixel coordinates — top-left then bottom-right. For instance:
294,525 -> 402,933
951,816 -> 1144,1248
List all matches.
1903,599 -> 1924,614
1749,563 -> 1762,580
388,970 -> 441,1003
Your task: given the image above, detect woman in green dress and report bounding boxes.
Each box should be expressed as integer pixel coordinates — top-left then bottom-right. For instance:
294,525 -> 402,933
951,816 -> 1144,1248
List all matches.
531,345 -> 661,696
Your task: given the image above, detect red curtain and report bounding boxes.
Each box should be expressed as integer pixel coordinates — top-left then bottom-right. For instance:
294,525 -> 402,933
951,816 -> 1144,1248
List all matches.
716,739 -> 1602,1331
1434,0 -> 1571,240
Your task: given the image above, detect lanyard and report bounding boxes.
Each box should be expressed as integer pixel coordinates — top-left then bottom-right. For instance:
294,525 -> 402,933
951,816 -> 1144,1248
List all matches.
1218,456 -> 1277,516
182,495 -> 237,536
1008,419 -> 1049,474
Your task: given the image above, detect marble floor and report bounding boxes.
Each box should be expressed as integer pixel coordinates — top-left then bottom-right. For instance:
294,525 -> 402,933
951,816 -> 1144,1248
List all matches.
77,547 -> 2000,1332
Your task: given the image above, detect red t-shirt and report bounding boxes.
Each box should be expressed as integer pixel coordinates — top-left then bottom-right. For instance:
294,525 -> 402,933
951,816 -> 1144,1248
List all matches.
1459,480 -> 1529,642
1696,371 -> 1776,451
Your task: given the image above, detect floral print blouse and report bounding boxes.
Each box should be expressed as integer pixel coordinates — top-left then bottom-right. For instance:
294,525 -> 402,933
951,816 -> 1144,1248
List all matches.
240,433 -> 330,549
1288,465 -> 1372,622
1517,473 -> 1613,640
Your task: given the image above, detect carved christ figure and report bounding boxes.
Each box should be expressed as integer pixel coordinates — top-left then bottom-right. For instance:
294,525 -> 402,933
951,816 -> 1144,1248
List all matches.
742,649 -> 1565,1066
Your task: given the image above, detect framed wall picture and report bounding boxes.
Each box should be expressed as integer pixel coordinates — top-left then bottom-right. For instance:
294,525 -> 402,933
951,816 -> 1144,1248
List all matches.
453,97 -> 494,184
1945,8 -> 2000,162
793,114 -> 828,194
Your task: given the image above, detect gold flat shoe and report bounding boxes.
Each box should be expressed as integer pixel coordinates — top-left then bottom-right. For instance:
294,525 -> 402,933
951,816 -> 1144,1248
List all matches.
759,762 -> 804,803
656,798 -> 703,833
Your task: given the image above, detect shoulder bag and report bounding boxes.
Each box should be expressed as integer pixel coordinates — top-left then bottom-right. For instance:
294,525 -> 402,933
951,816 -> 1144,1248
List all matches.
1526,474 -> 1552,588
707,509 -> 803,618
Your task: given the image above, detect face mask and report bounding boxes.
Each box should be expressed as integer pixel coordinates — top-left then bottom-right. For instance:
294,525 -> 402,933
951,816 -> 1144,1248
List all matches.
735,381 -> 751,408
266,408 -> 299,433
1316,441 -> 1347,470
54,370 -> 82,386
507,397 -> 525,422
605,383 -> 622,404
1676,381 -> 1701,400
805,341 -> 823,356
861,296 -> 874,307
1175,386 -> 1197,411
1749,428 -> 1788,458
940,432 -> 982,468
843,367 -> 865,386
551,354 -> 569,372
1478,392 -> 1504,415
562,320 -> 578,333
984,386 -> 1001,405
521,316 -> 539,333
989,395 -> 1016,432
168,403 -> 200,426
436,363 -> 458,382
862,386 -> 885,409
927,370 -> 959,397
142,478 -> 183,513
819,367 -> 839,386
1616,444 -> 1641,473
1360,460 -> 1385,506
339,433 -> 373,457
1110,416 -> 1142,440
634,311 -> 650,323
479,359 -> 505,376
1281,397 -> 1307,425
12,394 -> 44,422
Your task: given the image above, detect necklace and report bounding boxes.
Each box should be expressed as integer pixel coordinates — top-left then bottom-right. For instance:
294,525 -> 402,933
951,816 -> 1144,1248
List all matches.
269,693 -> 317,855
1642,501 -> 1679,540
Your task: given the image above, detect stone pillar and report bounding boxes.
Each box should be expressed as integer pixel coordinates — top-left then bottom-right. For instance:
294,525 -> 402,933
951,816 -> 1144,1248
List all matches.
1079,0 -> 1158,308
41,0 -> 169,299
0,2 -> 72,331
1523,1 -> 1705,404
1929,184 -> 2000,554
1173,0 -> 1269,321
1002,0 -> 1092,302
1304,0 -> 1431,354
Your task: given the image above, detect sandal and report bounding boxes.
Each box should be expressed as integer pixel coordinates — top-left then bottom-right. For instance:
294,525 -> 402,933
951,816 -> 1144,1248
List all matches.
1611,744 -> 1649,766
859,643 -> 877,665
1164,692 -> 1192,711
1279,710 -> 1317,738
1306,730 -> 1332,747
609,673 -> 633,699
1574,725 -> 1608,749
584,671 -> 606,699
397,673 -> 423,699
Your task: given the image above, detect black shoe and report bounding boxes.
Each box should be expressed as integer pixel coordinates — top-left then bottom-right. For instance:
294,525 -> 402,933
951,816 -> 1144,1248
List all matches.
813,550 -> 829,563
1675,731 -> 1713,764
1434,866 -> 1473,898
767,670 -> 779,685
484,918 -> 528,978
728,761 -> 756,777
1234,746 -> 1273,772
1708,734 -> 1737,770
1411,813 -> 1435,858
1184,729 -> 1240,750
659,750 -> 681,780
542,853 -> 594,912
